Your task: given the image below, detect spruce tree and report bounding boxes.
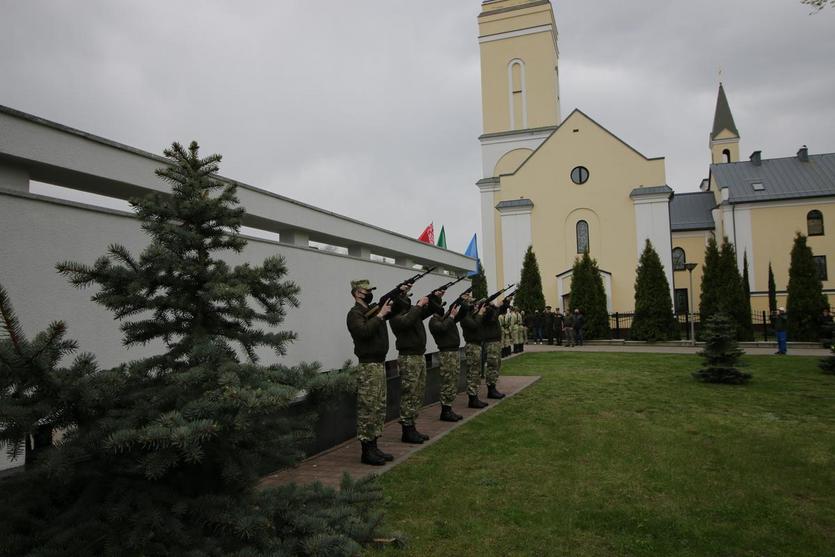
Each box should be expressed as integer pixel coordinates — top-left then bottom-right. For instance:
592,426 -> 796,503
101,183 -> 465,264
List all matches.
715,240 -> 749,341
0,142 -> 386,557
693,313 -> 751,384
515,246 -> 546,315
739,252 -> 754,341
471,263 -> 488,299
768,262 -> 778,314
569,252 -> 610,339
699,236 -> 722,322
786,233 -> 826,341
629,240 -> 678,341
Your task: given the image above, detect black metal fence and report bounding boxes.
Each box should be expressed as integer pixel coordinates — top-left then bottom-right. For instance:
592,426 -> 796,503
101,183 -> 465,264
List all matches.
609,311 -> 775,341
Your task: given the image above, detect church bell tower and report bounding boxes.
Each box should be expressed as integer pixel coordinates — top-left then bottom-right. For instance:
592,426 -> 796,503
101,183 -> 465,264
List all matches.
476,0 -> 561,291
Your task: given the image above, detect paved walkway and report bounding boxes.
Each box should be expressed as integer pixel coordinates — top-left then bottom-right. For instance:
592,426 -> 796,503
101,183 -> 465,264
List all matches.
261,375 -> 540,488
521,342 -> 831,357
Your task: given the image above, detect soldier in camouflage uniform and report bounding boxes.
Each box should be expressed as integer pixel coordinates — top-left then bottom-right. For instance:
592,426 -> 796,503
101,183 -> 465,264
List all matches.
346,279 -> 394,466
389,287 -> 435,444
512,307 -> 525,353
459,293 -> 489,409
480,297 -> 509,399
499,309 -> 512,358
428,300 -> 465,422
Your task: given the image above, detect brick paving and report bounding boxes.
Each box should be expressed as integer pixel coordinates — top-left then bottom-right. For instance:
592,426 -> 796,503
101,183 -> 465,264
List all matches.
261,374 -> 540,488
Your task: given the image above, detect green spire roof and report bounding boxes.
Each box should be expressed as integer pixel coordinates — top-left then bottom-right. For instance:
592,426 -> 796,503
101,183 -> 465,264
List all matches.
711,83 -> 739,140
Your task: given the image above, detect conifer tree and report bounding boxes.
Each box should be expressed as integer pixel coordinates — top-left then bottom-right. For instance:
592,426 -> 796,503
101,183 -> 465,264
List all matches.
715,241 -> 752,341
471,263 -> 488,299
739,252 -> 754,341
515,246 -> 546,315
0,142 -> 386,557
629,240 -> 678,341
699,236 -> 722,322
786,232 -> 826,341
693,313 -> 750,384
768,262 -> 778,314
569,252 -> 610,339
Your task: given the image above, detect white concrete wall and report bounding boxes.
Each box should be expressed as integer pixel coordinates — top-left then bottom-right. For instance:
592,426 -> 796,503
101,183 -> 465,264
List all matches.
499,207 -> 532,287
633,196 -> 674,303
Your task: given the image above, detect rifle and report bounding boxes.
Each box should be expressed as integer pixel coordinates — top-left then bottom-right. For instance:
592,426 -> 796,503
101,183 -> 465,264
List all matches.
443,285 -> 474,319
479,283 -> 515,308
434,274 -> 468,293
365,266 -> 437,318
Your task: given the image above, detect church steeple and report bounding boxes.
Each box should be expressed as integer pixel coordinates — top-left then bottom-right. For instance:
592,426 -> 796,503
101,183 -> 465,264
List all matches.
710,82 -> 740,164
478,0 -> 560,135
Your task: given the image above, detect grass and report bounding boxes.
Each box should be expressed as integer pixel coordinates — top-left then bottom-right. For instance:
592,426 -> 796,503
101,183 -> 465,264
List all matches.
368,352 -> 835,557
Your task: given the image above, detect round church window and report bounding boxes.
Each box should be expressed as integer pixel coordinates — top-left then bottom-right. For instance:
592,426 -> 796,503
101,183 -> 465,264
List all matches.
571,166 -> 589,185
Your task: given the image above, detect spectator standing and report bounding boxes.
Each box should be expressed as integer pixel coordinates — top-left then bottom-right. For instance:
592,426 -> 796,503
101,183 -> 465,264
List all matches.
574,309 -> 586,346
772,307 -> 788,355
563,310 -> 575,347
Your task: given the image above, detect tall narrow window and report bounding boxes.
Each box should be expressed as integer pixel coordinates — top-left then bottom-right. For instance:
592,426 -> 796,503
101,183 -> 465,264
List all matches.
808,210 -> 824,236
576,220 -> 589,254
722,149 -> 731,163
814,256 -> 828,281
672,247 -> 686,271
508,59 -> 527,130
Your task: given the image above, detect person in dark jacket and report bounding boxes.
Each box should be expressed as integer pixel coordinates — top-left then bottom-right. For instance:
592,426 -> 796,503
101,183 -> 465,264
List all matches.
543,306 -> 555,345
553,308 -> 564,346
390,288 -> 434,444
819,307 -> 833,348
573,308 -> 585,346
459,294 -> 489,409
772,307 -> 789,355
346,279 -> 394,466
480,297 -> 509,399
428,302 -> 465,422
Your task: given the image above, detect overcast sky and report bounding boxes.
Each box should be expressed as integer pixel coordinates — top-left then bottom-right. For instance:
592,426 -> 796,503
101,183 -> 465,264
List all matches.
2,1 -> 833,254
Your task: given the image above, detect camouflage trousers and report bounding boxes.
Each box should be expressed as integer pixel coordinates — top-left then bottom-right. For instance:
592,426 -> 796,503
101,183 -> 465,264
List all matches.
356,362 -> 386,442
464,342 -> 483,396
484,340 -> 501,386
398,354 -> 426,426
439,350 -> 460,405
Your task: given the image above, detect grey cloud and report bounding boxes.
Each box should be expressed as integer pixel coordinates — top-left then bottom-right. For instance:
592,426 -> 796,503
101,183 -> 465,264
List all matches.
1,1 -> 833,254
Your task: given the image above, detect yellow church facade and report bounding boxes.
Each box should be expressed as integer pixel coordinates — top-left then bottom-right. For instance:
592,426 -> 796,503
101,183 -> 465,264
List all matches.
476,0 -> 834,315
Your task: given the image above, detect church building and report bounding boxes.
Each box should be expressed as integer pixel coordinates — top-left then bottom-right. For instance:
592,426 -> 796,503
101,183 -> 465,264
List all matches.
476,0 -> 834,314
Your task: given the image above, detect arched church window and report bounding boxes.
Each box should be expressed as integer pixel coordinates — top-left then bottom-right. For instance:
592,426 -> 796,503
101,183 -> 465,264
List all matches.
808,210 -> 824,236
672,247 -> 686,271
508,59 -> 527,130
722,149 -> 731,163
576,220 -> 589,254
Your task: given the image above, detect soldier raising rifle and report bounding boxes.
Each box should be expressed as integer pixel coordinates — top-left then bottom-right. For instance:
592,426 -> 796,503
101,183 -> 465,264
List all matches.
346,279 -> 395,466
428,280 -> 469,422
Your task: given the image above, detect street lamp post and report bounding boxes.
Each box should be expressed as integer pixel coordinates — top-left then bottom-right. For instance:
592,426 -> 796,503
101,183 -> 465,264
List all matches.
685,262 -> 697,345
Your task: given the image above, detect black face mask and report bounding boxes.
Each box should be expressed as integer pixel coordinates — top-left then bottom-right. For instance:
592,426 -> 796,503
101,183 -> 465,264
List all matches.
362,291 -> 374,304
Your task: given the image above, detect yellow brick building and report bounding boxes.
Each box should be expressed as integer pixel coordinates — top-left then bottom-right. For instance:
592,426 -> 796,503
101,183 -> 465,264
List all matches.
476,0 -> 834,314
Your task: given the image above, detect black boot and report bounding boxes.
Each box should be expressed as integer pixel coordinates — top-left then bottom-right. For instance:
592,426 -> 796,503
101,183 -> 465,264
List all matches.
372,438 -> 394,462
468,394 -> 488,408
361,440 -> 386,465
451,408 -> 464,421
440,405 -> 458,422
401,424 -> 424,444
487,384 -> 506,399
416,428 -> 430,441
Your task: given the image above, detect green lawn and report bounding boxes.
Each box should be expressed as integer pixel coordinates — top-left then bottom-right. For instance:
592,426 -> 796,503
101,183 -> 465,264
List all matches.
369,352 -> 835,557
